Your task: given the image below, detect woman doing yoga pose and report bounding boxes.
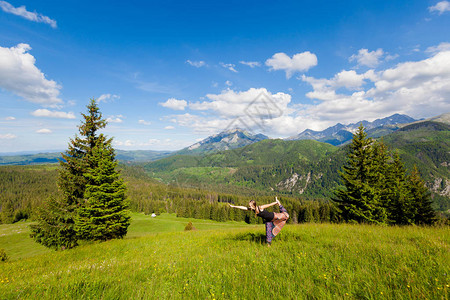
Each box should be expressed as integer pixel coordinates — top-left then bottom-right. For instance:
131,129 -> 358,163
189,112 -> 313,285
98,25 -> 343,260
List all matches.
229,197 -> 289,246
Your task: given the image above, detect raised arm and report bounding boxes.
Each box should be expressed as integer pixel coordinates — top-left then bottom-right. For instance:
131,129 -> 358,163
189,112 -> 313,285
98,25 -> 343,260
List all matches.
260,202 -> 278,210
228,204 -> 248,211
260,197 -> 282,210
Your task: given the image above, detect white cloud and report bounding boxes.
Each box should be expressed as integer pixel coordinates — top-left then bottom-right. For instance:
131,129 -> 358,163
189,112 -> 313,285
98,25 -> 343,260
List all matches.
225,80 -> 232,86
239,61 -> 261,68
301,50 -> 450,128
5,116 -> 15,120
0,1 -> 57,28
138,119 -> 151,125
429,1 -> 450,14
186,60 -> 206,68
426,42 -> 450,54
0,44 -> 62,106
349,48 -> 384,68
220,62 -> 238,73
31,109 -> 76,119
169,88 -> 292,135
164,126 -> 175,130
98,94 -> 120,103
0,133 -> 16,139
265,51 -> 318,78
106,115 -> 123,123
36,128 -> 52,134
159,98 -> 188,110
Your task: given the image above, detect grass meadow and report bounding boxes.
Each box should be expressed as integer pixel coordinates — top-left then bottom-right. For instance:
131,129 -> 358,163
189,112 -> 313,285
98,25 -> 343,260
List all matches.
0,213 -> 449,299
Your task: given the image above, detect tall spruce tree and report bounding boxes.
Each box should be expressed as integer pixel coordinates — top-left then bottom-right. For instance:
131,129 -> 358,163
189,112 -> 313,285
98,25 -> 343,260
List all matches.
333,124 -> 387,224
386,152 -> 414,225
408,165 -> 436,225
76,136 -> 130,240
31,99 -> 129,249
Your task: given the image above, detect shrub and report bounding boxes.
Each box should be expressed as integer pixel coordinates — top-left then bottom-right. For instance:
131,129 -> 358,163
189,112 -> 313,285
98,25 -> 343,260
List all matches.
184,222 -> 196,231
0,248 -> 7,262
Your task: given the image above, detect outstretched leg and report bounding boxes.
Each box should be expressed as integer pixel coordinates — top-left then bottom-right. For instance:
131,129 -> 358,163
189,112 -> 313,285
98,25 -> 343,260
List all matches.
272,200 -> 289,237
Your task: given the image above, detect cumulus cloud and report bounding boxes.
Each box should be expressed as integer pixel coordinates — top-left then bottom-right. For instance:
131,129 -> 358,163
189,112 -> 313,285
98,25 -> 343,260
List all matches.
349,48 -> 384,68
186,60 -> 206,68
429,1 -> 450,14
159,98 -> 188,110
5,116 -> 15,120
106,115 -> 123,123
0,133 -> 16,139
31,109 -> 75,119
426,42 -> 450,54
301,50 -> 450,127
220,62 -> 238,73
239,61 -> 261,68
0,1 -> 57,28
265,51 -> 318,78
164,126 -> 175,130
138,119 -> 151,125
98,94 -> 120,103
0,44 -> 62,106
36,128 -> 52,134
168,88 -> 292,135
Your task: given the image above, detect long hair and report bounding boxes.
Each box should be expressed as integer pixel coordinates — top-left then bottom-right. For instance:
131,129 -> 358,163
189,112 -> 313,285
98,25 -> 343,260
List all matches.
248,200 -> 258,216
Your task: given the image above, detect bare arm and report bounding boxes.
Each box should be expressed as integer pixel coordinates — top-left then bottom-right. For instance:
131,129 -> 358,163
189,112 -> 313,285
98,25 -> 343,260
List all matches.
228,204 -> 248,211
260,201 -> 278,210
260,197 -> 281,210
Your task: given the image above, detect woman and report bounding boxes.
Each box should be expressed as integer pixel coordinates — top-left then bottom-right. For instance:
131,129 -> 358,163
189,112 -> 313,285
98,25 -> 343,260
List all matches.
229,197 -> 289,246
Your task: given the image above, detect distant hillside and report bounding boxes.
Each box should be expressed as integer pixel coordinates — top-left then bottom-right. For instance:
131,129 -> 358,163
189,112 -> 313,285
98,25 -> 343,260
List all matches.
145,139 -> 337,172
176,128 -> 268,155
287,113 -> 416,145
0,150 -> 172,165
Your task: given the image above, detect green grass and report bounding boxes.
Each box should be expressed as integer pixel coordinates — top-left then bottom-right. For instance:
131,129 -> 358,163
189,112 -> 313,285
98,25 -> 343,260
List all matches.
0,215 -> 449,299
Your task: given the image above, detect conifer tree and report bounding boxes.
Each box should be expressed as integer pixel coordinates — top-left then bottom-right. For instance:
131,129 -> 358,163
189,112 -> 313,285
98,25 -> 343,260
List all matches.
31,99 -> 129,249
76,136 -> 130,240
30,196 -> 79,250
386,152 -> 414,225
408,165 -> 436,225
333,124 -> 387,224
371,141 -> 391,214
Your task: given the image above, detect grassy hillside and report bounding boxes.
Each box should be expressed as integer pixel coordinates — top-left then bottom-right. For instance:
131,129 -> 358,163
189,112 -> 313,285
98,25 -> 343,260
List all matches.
0,214 -> 448,299
146,139 -> 337,172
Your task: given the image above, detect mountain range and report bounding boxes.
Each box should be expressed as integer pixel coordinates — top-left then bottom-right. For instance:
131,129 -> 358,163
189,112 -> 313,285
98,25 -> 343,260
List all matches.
176,128 -> 269,155
286,113 -> 417,145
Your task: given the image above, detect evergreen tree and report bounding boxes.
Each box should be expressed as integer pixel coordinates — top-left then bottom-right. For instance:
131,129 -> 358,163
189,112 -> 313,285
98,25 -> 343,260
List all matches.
371,141 -> 390,211
31,99 -> 129,248
408,165 -> 436,225
1,200 -> 14,224
30,196 -> 79,250
386,152 -> 414,225
333,124 -> 387,224
76,137 -> 130,240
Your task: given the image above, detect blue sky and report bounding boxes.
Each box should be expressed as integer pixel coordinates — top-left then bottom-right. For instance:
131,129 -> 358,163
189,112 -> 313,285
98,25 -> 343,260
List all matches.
0,0 -> 450,153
